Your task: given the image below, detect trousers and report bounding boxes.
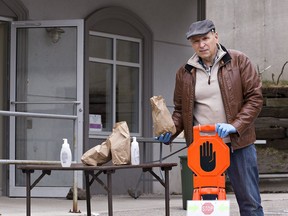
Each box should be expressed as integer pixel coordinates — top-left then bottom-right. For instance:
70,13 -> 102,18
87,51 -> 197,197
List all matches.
227,144 -> 264,216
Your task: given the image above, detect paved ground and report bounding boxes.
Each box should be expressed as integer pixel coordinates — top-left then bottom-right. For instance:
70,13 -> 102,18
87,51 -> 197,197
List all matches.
0,193 -> 288,216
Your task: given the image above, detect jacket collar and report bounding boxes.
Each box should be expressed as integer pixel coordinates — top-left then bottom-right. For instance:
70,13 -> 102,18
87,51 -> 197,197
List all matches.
219,44 -> 232,64
185,44 -> 231,73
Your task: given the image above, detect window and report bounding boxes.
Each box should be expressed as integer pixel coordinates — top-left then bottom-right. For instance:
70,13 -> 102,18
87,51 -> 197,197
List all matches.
88,31 -> 141,134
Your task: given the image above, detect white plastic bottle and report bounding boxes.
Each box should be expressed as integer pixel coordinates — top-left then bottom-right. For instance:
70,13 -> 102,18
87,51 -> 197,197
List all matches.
60,138 -> 72,167
131,137 -> 140,165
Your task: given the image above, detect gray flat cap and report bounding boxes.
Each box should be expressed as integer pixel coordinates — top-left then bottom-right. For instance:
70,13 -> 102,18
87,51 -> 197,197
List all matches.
186,19 -> 215,39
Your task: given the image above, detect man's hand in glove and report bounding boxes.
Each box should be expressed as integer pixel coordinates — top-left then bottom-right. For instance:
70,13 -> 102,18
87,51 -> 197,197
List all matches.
155,132 -> 172,144
216,123 -> 237,138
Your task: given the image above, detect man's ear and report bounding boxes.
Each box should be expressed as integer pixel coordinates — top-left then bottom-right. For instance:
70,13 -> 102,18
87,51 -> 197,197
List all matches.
214,32 -> 219,40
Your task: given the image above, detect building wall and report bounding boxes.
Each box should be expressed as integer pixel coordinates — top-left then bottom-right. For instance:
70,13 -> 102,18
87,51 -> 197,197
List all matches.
206,0 -> 288,82
8,0 -> 198,195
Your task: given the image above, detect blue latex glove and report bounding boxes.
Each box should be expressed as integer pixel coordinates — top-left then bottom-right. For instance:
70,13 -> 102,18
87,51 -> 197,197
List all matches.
215,123 -> 236,138
155,132 -> 172,144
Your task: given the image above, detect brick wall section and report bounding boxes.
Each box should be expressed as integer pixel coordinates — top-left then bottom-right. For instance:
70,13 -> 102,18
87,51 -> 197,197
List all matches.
256,87 -> 288,147
255,87 -> 288,174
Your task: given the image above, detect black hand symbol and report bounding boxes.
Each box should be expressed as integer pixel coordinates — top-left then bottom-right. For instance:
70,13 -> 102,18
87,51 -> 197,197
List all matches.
200,141 -> 216,172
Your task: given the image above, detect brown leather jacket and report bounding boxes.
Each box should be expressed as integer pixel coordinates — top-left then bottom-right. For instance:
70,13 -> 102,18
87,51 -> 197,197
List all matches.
171,45 -> 263,150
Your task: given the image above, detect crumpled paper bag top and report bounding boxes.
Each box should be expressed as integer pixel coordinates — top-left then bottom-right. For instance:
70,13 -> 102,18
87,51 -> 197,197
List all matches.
109,121 -> 131,165
150,95 -> 176,136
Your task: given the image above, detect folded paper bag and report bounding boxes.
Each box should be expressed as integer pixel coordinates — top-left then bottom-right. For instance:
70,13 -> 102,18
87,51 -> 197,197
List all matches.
150,95 -> 176,136
81,141 -> 111,166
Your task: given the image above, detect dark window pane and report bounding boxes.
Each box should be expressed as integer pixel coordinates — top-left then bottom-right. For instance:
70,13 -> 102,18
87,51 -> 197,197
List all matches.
89,62 -> 113,131
89,35 -> 113,60
116,65 -> 139,133
116,39 -> 139,63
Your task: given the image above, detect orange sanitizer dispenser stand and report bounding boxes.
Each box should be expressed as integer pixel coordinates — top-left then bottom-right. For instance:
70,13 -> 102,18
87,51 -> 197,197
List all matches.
187,124 -> 230,200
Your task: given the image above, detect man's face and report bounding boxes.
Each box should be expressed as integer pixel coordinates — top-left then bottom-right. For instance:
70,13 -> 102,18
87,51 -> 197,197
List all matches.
189,31 -> 219,63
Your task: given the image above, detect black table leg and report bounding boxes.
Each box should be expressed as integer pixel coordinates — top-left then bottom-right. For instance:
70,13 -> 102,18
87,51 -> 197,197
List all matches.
106,171 -> 113,216
144,167 -> 172,216
26,171 -> 31,216
22,169 -> 50,216
85,171 -> 92,216
86,169 -> 114,216
164,169 -> 170,216
22,169 -> 34,216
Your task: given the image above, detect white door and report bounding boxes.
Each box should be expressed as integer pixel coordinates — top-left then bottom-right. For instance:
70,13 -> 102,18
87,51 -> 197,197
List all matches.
9,20 -> 84,197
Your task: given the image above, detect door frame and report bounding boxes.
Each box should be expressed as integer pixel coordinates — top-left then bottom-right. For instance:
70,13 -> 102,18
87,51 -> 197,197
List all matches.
0,16 -> 13,196
9,19 -> 84,197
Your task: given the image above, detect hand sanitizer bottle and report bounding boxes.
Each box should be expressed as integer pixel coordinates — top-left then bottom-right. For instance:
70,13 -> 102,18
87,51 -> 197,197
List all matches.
131,137 -> 140,165
60,138 -> 72,167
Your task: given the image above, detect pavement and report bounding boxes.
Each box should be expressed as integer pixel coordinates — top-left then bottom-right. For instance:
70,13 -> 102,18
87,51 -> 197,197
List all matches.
0,193 -> 288,216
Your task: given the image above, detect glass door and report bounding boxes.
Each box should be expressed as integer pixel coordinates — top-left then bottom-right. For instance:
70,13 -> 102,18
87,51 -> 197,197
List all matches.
9,20 -> 84,197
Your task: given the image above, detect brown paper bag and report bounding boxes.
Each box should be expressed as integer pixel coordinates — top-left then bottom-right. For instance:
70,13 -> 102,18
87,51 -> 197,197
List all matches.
81,141 -> 111,166
109,121 -> 131,165
150,95 -> 176,136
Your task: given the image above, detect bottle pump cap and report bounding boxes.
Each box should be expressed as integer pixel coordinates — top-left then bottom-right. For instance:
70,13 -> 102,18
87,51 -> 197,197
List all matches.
63,138 -> 68,146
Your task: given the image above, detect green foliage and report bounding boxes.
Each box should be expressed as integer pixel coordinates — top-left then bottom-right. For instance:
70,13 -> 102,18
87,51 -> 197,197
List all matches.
261,80 -> 288,88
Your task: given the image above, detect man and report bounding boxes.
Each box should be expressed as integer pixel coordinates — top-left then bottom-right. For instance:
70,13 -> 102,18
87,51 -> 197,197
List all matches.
157,19 -> 264,215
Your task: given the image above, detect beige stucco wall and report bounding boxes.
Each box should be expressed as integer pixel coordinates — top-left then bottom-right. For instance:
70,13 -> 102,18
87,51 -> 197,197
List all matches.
206,0 -> 288,82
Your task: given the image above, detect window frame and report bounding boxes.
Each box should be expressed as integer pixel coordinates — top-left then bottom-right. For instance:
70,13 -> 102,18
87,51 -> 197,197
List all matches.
88,31 -> 142,137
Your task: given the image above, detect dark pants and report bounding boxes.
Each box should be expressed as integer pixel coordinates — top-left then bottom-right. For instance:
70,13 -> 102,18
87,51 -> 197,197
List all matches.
227,144 -> 264,216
